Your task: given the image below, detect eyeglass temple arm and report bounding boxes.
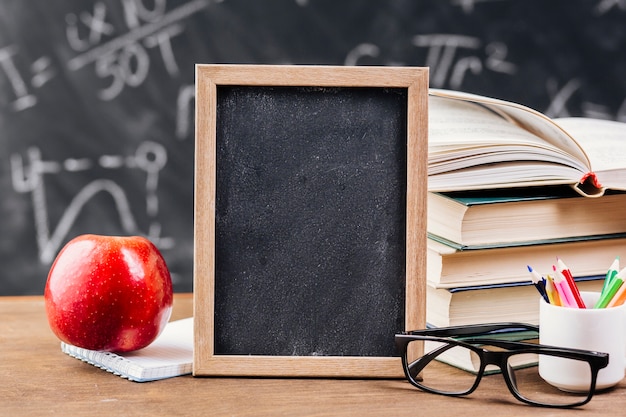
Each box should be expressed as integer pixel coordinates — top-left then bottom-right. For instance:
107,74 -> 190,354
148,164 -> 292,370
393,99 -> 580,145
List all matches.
461,338 -> 540,351
405,323 -> 539,338
458,338 -> 609,369
407,342 -> 458,379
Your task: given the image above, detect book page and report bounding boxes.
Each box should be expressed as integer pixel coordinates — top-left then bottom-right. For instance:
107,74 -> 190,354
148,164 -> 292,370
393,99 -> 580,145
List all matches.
554,118 -> 626,172
429,96 -> 589,174
61,317 -> 193,382
430,96 -> 551,147
429,89 -> 591,171
120,317 -> 193,370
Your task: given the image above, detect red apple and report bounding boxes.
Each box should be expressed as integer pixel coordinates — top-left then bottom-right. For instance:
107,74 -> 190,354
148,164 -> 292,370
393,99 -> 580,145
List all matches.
44,234 -> 173,352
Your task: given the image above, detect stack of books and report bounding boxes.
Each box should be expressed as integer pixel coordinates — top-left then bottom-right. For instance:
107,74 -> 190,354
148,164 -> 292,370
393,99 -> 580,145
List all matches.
426,89 -> 626,328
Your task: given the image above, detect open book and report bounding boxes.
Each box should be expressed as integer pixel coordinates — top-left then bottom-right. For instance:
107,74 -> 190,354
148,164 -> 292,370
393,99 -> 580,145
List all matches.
61,317 -> 193,382
428,89 -> 626,197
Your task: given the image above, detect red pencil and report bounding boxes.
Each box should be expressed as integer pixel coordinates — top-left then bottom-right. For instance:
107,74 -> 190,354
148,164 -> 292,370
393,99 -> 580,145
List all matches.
556,258 -> 585,308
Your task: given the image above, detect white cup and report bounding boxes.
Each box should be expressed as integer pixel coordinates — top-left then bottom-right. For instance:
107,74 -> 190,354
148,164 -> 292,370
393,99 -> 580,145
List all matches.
539,291 -> 626,391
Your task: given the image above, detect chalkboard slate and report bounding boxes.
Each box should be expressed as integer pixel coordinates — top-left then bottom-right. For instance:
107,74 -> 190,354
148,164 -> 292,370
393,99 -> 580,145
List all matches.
214,85 -> 408,357
2,0 -> 625,295
193,65 -> 428,377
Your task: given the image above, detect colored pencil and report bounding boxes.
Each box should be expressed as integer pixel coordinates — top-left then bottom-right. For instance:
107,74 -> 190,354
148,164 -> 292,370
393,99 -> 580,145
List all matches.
545,275 -> 562,306
552,267 -> 577,308
607,282 -> 626,307
527,265 -> 549,303
594,277 -> 624,308
601,256 -> 620,295
606,267 -> 626,307
556,258 -> 586,308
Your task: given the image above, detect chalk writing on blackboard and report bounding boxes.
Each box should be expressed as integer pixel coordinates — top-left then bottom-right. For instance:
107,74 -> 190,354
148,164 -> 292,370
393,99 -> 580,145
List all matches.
0,46 -> 57,112
595,0 -> 626,15
10,141 -> 173,264
66,0 -> 210,100
1,0 -> 625,297
413,35 -> 517,88
345,35 -> 517,90
1,0 -> 211,112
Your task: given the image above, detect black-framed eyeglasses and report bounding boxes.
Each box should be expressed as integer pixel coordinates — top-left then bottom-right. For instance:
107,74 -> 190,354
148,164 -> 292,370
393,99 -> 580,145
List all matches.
395,323 -> 609,408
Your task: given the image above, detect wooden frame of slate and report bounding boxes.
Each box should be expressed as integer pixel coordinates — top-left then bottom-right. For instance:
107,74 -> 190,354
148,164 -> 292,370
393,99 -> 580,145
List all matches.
193,64 -> 428,377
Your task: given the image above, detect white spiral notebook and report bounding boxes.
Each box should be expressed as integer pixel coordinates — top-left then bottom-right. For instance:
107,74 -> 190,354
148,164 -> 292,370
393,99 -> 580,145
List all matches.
61,317 -> 193,382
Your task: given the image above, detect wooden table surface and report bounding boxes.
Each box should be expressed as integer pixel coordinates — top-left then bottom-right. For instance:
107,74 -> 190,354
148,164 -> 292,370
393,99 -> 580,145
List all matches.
1,293 -> 624,416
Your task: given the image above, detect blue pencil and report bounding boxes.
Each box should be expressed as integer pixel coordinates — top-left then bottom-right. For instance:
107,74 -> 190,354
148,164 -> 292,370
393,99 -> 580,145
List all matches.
528,265 -> 549,303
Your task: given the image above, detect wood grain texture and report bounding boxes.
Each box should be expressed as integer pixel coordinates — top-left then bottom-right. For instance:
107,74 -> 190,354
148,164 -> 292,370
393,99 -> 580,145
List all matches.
2,294 -> 626,416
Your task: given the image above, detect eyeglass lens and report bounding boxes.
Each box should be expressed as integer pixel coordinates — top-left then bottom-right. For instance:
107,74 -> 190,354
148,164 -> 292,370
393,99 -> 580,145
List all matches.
406,340 -> 593,407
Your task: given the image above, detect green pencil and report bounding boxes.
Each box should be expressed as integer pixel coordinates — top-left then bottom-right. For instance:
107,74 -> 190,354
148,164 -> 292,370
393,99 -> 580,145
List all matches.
595,277 -> 624,309
600,256 -> 619,296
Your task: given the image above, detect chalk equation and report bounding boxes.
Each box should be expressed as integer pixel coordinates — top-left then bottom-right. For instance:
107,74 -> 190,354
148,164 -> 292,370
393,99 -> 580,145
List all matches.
65,0 -> 215,101
345,37 -> 626,121
1,0 -> 625,293
344,32 -> 626,121
10,141 -> 174,265
0,0 -> 210,140
2,0 -> 625,122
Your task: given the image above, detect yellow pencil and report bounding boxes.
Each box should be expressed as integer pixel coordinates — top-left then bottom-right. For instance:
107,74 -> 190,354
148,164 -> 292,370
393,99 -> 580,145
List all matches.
545,275 -> 562,306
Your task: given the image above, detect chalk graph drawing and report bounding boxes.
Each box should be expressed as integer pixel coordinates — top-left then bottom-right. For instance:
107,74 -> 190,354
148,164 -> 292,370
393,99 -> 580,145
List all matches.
10,141 -> 173,264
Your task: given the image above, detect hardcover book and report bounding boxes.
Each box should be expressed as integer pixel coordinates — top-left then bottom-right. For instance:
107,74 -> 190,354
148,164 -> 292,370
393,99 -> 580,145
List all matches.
427,236 -> 626,288
428,187 -> 626,247
426,278 -> 603,328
